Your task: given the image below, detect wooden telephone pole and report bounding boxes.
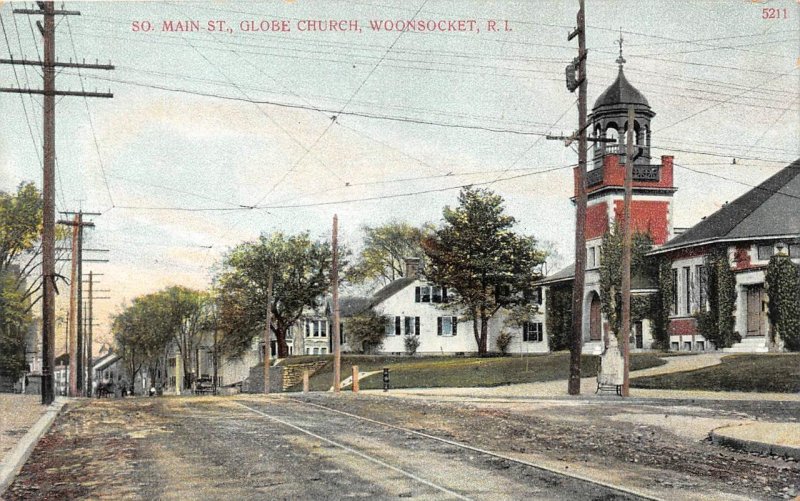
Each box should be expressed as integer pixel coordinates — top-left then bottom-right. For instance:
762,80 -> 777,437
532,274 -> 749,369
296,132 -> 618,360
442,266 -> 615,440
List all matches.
620,105 -> 635,397
547,0 -> 588,395
331,215 -> 341,393
264,270 -> 273,395
1,3 -> 113,404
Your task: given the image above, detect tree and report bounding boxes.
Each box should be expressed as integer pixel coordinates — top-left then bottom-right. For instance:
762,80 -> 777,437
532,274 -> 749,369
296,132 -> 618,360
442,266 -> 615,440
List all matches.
347,221 -> 433,286
765,254 -> 800,351
344,309 -> 388,354
112,293 -> 174,392
598,223 -> 656,340
0,183 -> 45,385
545,283 -> 572,351
423,187 -> 546,354
0,270 -> 30,384
216,232 -> 333,358
162,286 -> 214,388
695,248 -> 740,349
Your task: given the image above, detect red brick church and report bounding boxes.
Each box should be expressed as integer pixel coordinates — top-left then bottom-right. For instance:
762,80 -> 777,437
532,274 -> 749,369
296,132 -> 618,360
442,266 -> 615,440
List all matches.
541,60 -> 800,354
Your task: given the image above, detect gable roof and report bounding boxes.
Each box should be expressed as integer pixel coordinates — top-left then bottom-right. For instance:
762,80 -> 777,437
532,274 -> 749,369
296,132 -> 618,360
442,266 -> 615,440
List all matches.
93,353 -> 120,372
369,276 -> 416,307
655,158 -> 800,253
537,263 -> 576,285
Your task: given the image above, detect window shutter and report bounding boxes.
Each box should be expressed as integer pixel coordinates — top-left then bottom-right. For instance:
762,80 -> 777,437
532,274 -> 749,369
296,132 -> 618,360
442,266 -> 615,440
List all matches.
437,317 -> 442,336
395,316 -> 401,336
415,317 -> 420,335
523,322 -> 528,340
452,317 -> 457,336
442,287 -> 448,303
415,287 -> 421,303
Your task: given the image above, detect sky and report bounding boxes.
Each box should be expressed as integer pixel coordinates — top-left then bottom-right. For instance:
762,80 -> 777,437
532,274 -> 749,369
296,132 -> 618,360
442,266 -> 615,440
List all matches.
1,0 -> 798,351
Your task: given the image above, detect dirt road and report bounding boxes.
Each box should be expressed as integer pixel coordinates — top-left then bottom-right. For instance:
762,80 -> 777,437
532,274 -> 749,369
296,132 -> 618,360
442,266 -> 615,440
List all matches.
4,394 -> 799,500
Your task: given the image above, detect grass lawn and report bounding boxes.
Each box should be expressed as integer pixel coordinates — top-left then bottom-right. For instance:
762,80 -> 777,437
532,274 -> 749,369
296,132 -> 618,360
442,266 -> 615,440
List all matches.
631,353 -> 800,393
283,352 -> 667,392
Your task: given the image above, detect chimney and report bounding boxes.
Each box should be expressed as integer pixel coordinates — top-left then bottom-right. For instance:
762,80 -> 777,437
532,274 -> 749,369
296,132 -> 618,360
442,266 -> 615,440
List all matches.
404,257 -> 421,278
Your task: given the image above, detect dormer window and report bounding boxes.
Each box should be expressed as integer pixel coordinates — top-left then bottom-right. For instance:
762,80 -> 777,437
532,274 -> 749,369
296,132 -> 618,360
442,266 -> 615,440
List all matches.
415,285 -> 448,303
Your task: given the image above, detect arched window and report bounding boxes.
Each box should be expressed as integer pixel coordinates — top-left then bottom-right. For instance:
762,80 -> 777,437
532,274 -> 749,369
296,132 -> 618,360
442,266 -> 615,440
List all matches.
605,122 -> 619,144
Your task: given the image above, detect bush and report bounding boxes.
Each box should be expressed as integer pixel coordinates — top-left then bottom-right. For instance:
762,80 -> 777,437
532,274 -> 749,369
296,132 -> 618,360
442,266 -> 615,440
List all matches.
403,335 -> 420,356
345,310 -> 388,354
496,331 -> 513,355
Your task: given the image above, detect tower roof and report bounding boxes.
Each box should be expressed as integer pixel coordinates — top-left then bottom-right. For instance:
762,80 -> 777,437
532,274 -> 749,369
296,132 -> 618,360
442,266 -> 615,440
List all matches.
593,67 -> 650,110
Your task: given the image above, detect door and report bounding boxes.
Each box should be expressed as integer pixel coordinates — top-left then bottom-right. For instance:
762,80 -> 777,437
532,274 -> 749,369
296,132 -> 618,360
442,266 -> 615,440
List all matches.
589,294 -> 602,341
746,286 -> 766,337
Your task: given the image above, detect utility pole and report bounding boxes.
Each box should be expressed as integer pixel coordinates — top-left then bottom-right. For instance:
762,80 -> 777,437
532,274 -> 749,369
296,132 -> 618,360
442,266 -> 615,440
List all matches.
67,217 -> 79,396
264,270 -> 273,395
547,0 -> 588,395
620,105 -> 635,397
331,215 -> 341,393
1,3 -> 114,405
57,212 -> 103,394
86,271 -> 93,397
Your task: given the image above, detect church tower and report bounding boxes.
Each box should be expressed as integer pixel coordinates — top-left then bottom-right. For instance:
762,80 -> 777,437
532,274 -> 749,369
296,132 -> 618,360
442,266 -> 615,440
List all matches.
578,43 -> 676,352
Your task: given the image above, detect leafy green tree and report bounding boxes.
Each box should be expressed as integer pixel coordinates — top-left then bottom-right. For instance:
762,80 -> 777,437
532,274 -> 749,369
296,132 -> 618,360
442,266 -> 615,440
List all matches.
695,249 -> 740,349
216,232 -> 333,358
347,221 -> 434,286
0,270 -> 30,383
344,309 -> 389,354
423,187 -> 546,354
598,223 -> 655,340
113,293 -> 174,392
545,284 -> 572,351
0,183 -> 46,384
765,254 -> 800,351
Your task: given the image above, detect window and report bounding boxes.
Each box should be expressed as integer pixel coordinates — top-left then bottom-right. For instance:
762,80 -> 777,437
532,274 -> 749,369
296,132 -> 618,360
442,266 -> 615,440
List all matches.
696,341 -> 705,351
789,244 -> 800,258
307,319 -> 328,338
403,316 -> 420,336
588,247 -> 596,269
437,316 -> 458,336
535,287 -> 543,306
394,316 -> 402,336
416,285 -> 447,303
757,244 -> 773,260
320,347 -> 327,355
305,347 -> 311,355
312,347 -> 319,355
671,268 -> 678,315
670,341 -> 679,351
696,264 -> 708,312
684,266 -> 691,315
683,341 -> 692,351
523,322 -> 543,342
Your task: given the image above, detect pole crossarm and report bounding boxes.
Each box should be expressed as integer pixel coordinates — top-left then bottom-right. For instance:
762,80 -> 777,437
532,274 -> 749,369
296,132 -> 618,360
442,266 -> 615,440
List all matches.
12,9 -> 81,16
1,59 -> 114,70
0,87 -> 113,98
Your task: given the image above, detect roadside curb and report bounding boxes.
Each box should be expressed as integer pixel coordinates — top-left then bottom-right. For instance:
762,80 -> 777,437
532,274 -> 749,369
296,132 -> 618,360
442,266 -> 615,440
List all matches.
0,397 -> 68,496
710,423 -> 800,459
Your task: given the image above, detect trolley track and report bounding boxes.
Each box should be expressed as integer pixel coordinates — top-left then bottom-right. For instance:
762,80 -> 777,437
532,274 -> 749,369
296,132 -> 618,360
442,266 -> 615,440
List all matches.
233,396 -> 659,500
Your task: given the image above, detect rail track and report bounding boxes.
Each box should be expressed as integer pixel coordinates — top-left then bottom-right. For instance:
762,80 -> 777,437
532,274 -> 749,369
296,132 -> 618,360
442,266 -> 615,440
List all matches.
234,396 -> 662,501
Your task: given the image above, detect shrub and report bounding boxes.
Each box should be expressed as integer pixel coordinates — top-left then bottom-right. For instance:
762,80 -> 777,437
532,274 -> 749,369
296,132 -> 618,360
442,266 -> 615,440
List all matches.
403,335 -> 420,356
496,330 -> 513,355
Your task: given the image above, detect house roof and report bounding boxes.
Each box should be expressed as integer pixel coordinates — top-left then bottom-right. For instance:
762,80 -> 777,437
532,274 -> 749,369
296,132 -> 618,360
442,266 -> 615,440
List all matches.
339,296 -> 372,317
369,276 -> 416,307
93,353 -> 120,372
537,263 -> 576,285
654,158 -> 800,254
55,353 -> 70,366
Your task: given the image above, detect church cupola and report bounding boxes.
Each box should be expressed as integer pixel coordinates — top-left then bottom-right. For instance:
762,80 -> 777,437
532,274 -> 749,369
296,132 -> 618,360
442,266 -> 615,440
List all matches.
575,35 -> 676,247
590,38 -> 655,167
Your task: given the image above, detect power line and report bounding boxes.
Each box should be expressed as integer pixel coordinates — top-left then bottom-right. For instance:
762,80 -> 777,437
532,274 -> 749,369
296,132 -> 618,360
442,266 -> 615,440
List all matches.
64,16 -> 115,209
112,164 -> 575,213
673,161 -> 800,203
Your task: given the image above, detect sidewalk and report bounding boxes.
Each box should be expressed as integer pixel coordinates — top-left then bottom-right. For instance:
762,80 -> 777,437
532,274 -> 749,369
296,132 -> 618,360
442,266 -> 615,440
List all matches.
0,395 -> 67,495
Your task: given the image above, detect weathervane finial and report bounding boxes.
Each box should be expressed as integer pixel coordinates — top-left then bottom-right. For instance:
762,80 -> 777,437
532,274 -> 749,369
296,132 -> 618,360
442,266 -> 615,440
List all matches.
616,28 -> 626,68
